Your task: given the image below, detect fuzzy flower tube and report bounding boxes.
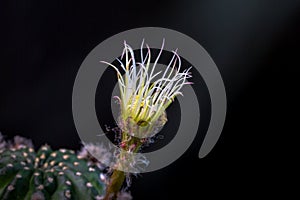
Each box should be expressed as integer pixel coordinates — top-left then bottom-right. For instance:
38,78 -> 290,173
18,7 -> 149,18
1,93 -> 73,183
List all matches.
101,40 -> 192,200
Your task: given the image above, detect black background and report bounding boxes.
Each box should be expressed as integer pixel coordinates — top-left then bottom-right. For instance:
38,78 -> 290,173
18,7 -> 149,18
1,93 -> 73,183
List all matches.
0,0 -> 299,199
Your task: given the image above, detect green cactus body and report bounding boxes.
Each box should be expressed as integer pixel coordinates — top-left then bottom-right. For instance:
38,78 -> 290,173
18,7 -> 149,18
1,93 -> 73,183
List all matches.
0,145 -> 106,200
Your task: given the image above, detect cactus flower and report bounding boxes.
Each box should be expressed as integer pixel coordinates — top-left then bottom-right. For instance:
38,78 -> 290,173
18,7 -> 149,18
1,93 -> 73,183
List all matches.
101,40 -> 192,200
101,40 -> 192,138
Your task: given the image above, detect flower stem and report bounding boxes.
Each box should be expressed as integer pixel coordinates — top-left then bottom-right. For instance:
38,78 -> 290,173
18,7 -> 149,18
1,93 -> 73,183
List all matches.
104,134 -> 142,200
104,169 -> 126,200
